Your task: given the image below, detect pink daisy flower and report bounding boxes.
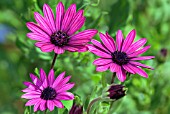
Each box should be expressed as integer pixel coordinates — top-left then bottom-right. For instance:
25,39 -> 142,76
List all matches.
88,29 -> 155,82
26,2 -> 97,54
21,68 -> 75,112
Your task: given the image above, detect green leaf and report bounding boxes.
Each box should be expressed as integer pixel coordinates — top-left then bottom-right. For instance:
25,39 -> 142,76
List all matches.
34,67 -> 39,77
61,100 -> 73,111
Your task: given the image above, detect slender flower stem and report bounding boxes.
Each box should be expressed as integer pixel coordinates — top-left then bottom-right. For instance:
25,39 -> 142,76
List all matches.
44,109 -> 47,114
50,53 -> 58,69
109,72 -> 116,113
87,97 -> 102,114
111,72 -> 116,84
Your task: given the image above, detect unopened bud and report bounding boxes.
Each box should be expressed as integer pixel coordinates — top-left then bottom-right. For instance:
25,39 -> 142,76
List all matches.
107,84 -> 126,100
69,103 -> 83,114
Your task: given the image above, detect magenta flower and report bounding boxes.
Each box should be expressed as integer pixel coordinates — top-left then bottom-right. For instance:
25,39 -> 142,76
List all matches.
88,29 -> 155,82
21,68 -> 75,112
26,2 -> 97,54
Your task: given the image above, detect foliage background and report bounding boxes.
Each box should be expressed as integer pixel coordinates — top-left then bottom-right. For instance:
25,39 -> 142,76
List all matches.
0,0 -> 170,114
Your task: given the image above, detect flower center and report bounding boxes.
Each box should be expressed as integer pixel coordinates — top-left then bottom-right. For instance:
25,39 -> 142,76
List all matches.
50,31 -> 69,47
40,86 -> 57,100
111,51 -> 129,65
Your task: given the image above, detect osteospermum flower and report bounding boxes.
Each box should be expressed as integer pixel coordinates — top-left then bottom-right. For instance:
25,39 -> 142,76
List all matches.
21,68 -> 75,112
88,29 -> 155,82
26,2 -> 97,54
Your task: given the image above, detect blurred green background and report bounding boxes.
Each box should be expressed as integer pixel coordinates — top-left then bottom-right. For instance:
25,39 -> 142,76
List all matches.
0,0 -> 170,114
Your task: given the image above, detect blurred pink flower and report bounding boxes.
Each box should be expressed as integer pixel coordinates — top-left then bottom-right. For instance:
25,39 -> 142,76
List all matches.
26,2 -> 97,54
21,68 -> 74,112
88,29 -> 154,82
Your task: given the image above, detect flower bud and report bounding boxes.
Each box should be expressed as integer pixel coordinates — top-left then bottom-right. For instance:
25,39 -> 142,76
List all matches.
69,103 -> 83,114
107,84 -> 126,100
160,48 -> 167,58
157,48 -> 168,63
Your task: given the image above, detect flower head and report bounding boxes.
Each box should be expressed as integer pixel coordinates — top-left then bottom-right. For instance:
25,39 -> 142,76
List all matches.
88,29 -> 155,82
26,2 -> 97,54
21,68 -> 75,112
69,103 -> 83,114
107,84 -> 126,100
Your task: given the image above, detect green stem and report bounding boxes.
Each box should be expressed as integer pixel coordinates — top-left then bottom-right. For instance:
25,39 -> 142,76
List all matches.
44,109 -> 47,114
50,53 -> 58,69
86,97 -> 102,114
111,72 -> 116,84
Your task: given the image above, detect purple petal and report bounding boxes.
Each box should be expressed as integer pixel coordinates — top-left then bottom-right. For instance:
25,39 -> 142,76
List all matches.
57,92 -> 74,100
43,4 -> 56,32
69,29 -> 97,43
26,22 -> 49,37
35,42 -> 47,48
57,76 -> 71,88
25,98 -> 41,106
34,12 -> 52,35
131,56 -> 155,60
126,38 -> 147,54
40,68 -> 47,82
34,100 -> 41,112
52,72 -> 65,88
40,43 -> 55,52
67,17 -> 85,36
57,83 -> 75,93
77,46 -> 88,52
93,58 -> 112,65
69,39 -> 90,45
64,45 -> 88,52
42,77 -> 48,88
116,30 -> 124,51
39,100 -> 46,111
54,46 -> 65,54
23,82 -> 37,90
47,100 -> 55,111
21,93 -> 40,99
63,46 -> 78,52
116,66 -> 126,82
128,64 -> 148,78
27,33 -> 50,42
53,100 -> 64,108
88,45 -> 112,58
23,81 -> 32,87
122,64 -> 136,74
91,39 -> 110,53
121,29 -> 136,52
110,63 -> 119,72
22,88 -> 32,92
106,32 -> 116,50
61,4 -> 76,32
96,64 -> 110,72
22,88 -> 41,93
29,73 -> 42,86
56,2 -> 64,31
130,61 -> 154,70
99,32 -> 116,52
48,69 -> 55,86
67,10 -> 84,35
128,45 -> 151,57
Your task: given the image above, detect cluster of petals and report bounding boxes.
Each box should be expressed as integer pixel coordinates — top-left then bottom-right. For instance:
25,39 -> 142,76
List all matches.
88,29 -> 154,82
26,2 -> 97,54
21,68 -> 74,112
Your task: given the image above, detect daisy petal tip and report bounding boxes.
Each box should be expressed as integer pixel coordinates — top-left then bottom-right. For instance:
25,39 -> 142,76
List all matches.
119,77 -> 126,82
43,3 -> 47,6
26,22 -> 31,27
57,1 -> 64,7
132,29 -> 136,32
117,29 -> 122,33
